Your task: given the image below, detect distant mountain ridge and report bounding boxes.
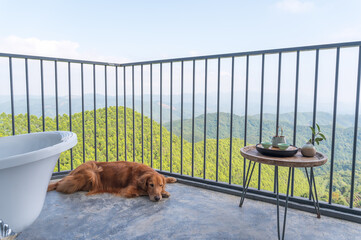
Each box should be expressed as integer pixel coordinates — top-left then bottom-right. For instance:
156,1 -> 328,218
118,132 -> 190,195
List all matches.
0,94 -> 359,127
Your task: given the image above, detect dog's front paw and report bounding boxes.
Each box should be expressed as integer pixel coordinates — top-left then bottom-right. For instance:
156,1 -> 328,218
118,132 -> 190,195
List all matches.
162,191 -> 171,198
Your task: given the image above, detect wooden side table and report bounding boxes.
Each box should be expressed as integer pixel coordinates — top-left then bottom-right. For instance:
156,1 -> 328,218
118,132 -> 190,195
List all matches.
240,145 -> 327,240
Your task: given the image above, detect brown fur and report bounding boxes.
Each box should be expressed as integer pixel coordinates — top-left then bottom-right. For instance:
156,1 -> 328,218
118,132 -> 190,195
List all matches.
48,161 -> 177,201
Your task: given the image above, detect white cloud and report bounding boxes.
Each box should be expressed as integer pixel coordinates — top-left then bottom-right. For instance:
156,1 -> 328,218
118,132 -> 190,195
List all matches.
276,0 -> 314,13
0,35 -> 129,63
0,36 -> 80,58
328,27 -> 361,42
189,50 -> 201,57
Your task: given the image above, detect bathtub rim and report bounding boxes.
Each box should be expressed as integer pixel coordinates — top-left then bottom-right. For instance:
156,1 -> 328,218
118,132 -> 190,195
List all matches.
0,131 -> 77,170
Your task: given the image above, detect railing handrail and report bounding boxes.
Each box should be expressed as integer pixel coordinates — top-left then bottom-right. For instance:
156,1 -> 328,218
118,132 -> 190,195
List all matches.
0,52 -> 122,66
121,40 -> 361,66
1,40 -> 361,67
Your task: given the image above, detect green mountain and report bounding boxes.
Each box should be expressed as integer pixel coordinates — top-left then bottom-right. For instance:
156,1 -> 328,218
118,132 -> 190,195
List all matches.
164,112 -> 361,172
164,112 -> 361,207
0,108 -> 358,207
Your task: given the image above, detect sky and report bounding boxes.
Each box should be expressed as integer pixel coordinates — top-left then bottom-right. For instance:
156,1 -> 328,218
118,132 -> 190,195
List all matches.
1,0 -> 361,62
0,0 -> 361,115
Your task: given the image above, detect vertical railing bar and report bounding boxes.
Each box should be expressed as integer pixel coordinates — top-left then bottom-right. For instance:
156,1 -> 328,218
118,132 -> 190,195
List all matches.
9,57 -> 15,136
141,65 -> 144,164
40,59 -> 45,132
191,60 -> 196,177
309,49 -> 319,200
132,65 -> 135,162
116,66 -> 119,161
55,61 -> 60,171
150,64 -> 153,167
81,63 -> 85,163
292,50 -> 300,196
93,64 -> 97,161
244,55 -> 249,186
170,62 -> 173,172
312,49 -> 319,139
258,54 -> 265,190
105,65 -> 108,162
216,57 -> 221,182
312,49 -> 320,140
276,52 -> 282,135
329,47 -> 340,203
203,59 -> 208,179
229,56 -> 235,184
54,66 -> 61,167
25,58 -> 30,133
181,61 -> 184,175
160,63 -> 163,170
68,62 -> 73,170
124,66 -> 127,162
274,52 -> 282,193
350,46 -> 361,208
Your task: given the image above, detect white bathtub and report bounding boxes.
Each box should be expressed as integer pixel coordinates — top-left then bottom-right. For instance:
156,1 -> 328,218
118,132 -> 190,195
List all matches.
0,131 -> 77,233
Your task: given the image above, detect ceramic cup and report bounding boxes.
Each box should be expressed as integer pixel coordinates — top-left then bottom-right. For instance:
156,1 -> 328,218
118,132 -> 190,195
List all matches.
261,142 -> 272,149
278,143 -> 290,151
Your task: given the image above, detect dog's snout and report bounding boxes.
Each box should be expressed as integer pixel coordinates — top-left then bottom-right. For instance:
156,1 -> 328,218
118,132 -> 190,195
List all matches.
154,196 -> 160,201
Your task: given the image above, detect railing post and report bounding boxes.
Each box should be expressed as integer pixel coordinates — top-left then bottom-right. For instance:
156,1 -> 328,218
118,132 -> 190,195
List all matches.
329,47 -> 340,203
350,46 -> 361,208
244,55 -> 249,187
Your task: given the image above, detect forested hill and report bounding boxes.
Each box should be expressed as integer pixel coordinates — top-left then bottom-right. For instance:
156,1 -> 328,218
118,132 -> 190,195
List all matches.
0,107 -> 358,206
164,112 -> 361,207
0,107 -> 309,197
164,112 -> 361,173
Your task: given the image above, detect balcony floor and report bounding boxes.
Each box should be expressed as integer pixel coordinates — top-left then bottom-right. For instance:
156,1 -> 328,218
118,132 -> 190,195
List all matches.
18,182 -> 360,240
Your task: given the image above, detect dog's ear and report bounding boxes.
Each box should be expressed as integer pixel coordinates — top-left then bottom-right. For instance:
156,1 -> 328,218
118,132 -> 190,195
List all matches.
137,174 -> 152,191
161,175 -> 166,188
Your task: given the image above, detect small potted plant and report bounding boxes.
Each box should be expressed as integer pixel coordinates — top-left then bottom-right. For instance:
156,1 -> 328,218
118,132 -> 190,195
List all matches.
272,126 -> 286,148
301,123 -> 326,157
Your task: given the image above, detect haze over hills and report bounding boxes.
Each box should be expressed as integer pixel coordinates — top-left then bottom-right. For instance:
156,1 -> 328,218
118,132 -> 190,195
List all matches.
0,94 -> 358,123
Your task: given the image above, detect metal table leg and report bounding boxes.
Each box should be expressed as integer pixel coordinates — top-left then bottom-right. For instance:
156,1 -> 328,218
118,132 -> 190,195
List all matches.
240,164 -> 293,240
239,160 -> 256,207
305,167 -> 321,218
275,167 -> 292,240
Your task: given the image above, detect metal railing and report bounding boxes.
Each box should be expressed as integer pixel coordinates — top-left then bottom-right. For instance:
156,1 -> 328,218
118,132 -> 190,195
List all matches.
1,41 -> 361,222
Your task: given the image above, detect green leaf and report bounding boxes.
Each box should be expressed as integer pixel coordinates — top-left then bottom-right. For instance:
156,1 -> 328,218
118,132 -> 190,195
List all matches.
319,133 -> 326,140
315,139 -> 319,145
315,137 -> 324,142
316,123 -> 320,132
310,126 -> 315,135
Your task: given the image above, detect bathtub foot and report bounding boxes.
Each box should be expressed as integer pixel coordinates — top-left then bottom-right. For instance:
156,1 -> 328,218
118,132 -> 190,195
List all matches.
0,219 -> 17,239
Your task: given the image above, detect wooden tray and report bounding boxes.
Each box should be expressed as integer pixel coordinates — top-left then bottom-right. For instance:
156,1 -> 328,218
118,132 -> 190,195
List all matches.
256,144 -> 298,157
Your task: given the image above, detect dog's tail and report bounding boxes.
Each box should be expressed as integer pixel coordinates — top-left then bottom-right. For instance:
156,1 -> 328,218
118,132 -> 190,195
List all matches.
166,177 -> 177,183
47,161 -> 103,194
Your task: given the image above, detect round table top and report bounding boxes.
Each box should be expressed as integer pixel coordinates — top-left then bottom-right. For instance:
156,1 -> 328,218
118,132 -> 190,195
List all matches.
240,145 -> 328,168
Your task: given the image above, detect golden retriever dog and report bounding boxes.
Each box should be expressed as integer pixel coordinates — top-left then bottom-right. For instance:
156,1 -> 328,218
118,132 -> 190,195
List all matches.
47,161 -> 177,202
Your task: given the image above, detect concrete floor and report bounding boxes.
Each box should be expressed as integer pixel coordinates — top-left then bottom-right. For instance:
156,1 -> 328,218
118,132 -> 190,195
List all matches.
18,183 -> 361,240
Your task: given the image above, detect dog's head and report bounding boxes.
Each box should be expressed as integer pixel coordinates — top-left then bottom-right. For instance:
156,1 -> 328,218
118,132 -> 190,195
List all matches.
138,173 -> 166,202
